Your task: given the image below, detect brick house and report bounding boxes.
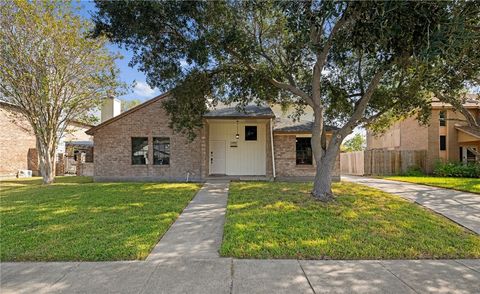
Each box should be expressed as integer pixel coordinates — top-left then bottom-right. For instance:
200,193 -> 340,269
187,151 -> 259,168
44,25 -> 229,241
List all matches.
86,93 -> 340,181
0,101 -> 93,177
367,97 -> 480,173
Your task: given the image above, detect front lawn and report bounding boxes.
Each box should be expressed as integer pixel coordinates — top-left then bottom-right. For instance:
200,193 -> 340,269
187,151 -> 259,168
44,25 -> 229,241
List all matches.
0,177 -> 200,261
220,182 -> 480,259
382,176 -> 480,194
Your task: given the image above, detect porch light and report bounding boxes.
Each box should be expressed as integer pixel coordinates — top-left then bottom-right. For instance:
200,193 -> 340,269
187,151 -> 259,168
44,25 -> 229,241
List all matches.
235,120 -> 240,139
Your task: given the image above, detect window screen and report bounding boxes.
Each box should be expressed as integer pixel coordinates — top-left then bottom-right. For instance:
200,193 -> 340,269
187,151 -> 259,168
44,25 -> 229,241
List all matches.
245,126 -> 257,141
439,111 -> 446,126
440,135 -> 446,151
296,137 -> 313,165
153,137 -> 170,165
132,137 -> 149,164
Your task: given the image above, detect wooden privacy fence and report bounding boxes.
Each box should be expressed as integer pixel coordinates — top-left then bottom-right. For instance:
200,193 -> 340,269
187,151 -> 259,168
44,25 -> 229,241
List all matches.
340,150 -> 427,176
340,151 -> 365,175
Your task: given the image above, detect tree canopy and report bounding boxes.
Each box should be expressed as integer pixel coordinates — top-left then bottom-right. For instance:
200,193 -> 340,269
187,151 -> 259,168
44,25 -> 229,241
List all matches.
120,98 -> 142,112
0,0 -> 123,183
93,0 -> 480,200
341,134 -> 365,152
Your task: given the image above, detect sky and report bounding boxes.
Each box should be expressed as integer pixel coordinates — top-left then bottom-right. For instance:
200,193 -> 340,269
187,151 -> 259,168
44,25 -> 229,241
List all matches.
75,1 -> 160,102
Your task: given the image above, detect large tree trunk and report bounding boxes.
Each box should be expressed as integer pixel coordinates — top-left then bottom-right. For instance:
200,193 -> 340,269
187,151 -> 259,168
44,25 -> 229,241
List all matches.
311,139 -> 341,201
312,144 -> 338,201
310,108 -> 342,201
36,137 -> 56,184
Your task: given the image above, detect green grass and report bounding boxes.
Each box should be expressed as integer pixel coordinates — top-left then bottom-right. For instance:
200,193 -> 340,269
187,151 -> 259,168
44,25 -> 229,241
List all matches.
382,176 -> 480,194
0,176 -> 201,261
220,181 -> 480,259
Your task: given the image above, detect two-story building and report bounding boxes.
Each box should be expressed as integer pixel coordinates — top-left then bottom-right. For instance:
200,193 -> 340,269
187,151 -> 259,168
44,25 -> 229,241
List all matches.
367,96 -> 480,173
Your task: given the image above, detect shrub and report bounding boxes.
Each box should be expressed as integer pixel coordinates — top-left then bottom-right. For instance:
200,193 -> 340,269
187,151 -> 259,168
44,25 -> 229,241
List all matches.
433,161 -> 480,178
403,165 -> 424,176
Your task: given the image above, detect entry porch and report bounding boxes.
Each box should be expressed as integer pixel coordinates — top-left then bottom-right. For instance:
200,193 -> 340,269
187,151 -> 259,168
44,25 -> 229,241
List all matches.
456,125 -> 480,163
204,118 -> 274,177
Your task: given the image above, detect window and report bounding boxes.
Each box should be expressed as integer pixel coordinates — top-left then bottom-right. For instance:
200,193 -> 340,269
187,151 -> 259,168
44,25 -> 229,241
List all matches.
245,126 -> 257,141
153,137 -> 170,165
440,135 -> 446,151
73,150 -> 79,162
132,137 -> 149,165
296,137 -> 313,165
439,111 -> 446,126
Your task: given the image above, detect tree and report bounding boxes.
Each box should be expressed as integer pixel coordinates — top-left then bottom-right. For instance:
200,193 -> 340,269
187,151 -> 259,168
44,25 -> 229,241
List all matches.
93,1 -> 480,200
0,0 -> 122,184
342,134 -> 365,152
417,5 -> 480,130
120,98 -> 142,112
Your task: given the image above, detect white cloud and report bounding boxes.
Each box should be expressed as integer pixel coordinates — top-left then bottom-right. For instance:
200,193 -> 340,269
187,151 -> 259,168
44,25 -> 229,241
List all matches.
133,81 -> 158,97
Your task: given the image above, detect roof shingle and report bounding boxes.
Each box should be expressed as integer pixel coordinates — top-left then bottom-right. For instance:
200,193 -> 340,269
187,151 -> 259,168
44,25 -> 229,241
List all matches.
273,117 -> 338,133
203,103 -> 275,118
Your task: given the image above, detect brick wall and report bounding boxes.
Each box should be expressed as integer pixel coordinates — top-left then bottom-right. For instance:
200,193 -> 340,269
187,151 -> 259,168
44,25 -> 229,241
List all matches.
55,153 -> 65,176
0,105 -> 37,177
273,134 -> 340,180
92,98 -> 204,181
426,110 -> 440,173
77,162 -> 94,176
399,116 -> 429,150
27,148 -> 39,176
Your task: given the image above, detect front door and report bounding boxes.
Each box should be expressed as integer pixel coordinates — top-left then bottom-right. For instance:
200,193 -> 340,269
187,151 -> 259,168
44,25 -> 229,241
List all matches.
210,140 -> 226,174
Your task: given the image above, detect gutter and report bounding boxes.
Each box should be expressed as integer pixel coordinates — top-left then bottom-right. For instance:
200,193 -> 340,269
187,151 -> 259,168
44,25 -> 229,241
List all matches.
270,118 -> 276,179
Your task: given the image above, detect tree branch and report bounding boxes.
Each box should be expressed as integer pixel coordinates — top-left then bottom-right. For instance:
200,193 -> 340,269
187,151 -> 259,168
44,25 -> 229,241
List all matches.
337,66 -> 388,138
435,92 -> 480,128
357,50 -> 365,96
225,46 -> 315,107
311,3 -> 354,105
269,78 -> 314,107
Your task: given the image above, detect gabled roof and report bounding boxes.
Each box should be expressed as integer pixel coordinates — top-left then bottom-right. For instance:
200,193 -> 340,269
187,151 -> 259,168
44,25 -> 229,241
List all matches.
431,94 -> 480,109
86,92 -> 339,135
204,103 -> 275,119
455,125 -> 480,139
273,117 -> 338,133
86,92 -> 171,135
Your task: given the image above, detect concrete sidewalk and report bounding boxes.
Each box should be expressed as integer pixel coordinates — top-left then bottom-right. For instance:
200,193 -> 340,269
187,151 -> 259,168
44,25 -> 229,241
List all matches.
342,175 -> 480,234
2,180 -> 480,293
2,258 -> 479,293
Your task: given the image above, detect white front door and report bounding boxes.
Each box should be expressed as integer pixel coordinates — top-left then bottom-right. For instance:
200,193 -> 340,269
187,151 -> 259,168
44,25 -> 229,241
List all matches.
210,140 -> 226,174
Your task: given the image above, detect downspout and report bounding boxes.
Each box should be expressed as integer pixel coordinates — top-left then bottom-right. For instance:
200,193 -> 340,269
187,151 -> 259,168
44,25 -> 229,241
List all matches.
270,118 -> 276,179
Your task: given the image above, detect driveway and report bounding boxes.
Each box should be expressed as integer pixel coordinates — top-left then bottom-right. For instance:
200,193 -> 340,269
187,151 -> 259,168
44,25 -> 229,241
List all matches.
343,175 -> 480,234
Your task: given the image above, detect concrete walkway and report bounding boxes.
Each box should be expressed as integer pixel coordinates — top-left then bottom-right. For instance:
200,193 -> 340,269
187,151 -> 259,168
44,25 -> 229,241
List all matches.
147,180 -> 230,260
343,175 -> 480,234
1,180 -> 480,293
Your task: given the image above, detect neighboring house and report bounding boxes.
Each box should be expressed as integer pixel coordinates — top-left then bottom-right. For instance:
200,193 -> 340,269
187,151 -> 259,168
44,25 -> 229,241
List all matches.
86,93 -> 340,182
0,101 -> 93,177
367,97 -> 480,173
